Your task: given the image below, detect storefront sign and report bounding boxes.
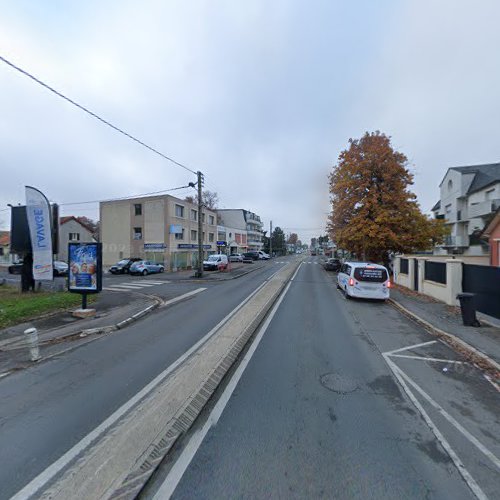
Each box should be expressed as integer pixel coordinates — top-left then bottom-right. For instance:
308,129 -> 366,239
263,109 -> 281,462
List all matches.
169,224 -> 183,234
144,243 -> 166,251
177,244 -> 212,249
216,241 -> 227,246
68,242 -> 102,293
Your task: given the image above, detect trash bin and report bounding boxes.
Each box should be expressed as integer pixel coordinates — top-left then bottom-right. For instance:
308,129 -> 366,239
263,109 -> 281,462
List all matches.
456,293 -> 481,327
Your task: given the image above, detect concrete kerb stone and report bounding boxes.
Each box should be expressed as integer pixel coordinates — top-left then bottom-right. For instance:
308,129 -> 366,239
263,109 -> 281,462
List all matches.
37,260 -> 300,500
389,298 -> 500,375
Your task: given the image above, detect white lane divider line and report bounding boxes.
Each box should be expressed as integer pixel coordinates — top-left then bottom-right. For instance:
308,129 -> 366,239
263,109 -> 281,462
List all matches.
290,263 -> 302,282
389,354 -> 466,364
384,340 -> 437,356
153,279 -> 294,500
11,279 -> 272,500
383,354 -> 487,500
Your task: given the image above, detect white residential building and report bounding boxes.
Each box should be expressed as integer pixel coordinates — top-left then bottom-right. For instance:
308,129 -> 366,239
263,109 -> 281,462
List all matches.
432,163 -> 500,256
217,209 -> 263,251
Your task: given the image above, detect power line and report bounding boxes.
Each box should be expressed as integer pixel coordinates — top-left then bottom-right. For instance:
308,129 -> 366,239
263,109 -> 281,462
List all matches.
59,185 -> 192,206
0,54 -> 197,175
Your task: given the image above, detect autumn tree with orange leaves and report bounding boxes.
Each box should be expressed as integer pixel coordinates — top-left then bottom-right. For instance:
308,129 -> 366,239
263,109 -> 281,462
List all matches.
328,131 -> 447,263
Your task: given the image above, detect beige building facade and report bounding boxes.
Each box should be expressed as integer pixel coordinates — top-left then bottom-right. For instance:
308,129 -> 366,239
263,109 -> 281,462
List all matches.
100,195 -> 217,270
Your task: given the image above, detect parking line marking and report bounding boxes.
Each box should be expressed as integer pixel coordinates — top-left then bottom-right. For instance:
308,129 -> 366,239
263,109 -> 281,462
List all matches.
389,354 -> 466,364
383,354 -> 487,500
393,361 -> 500,472
384,340 -> 437,356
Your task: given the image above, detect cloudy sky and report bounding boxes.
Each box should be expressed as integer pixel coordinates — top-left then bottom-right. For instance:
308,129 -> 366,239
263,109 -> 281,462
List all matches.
1,0 -> 499,243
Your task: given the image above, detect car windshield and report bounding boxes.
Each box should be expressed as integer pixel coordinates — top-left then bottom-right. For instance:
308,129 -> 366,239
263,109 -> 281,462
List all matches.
207,255 -> 220,261
117,260 -> 129,265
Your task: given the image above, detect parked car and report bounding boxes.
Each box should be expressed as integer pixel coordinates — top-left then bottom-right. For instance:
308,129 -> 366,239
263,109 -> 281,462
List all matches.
109,258 -> 142,274
203,254 -> 228,271
242,251 -> 260,261
8,260 -> 68,276
228,253 -> 243,262
129,260 -> 164,275
8,260 -> 23,274
323,258 -> 341,272
258,251 -> 270,260
53,260 -> 69,276
337,262 -> 391,300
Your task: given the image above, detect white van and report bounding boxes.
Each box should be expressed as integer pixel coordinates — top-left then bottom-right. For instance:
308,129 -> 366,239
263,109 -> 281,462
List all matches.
203,254 -> 228,271
337,262 -> 391,300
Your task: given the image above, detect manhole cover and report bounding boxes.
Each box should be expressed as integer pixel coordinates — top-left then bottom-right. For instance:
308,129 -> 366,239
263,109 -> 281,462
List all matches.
320,373 -> 358,394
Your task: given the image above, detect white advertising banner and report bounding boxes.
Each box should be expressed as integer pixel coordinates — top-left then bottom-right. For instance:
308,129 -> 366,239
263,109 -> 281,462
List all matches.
25,186 -> 53,281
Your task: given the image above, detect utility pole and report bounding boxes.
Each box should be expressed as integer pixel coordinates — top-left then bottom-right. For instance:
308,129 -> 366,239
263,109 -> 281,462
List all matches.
197,171 -> 204,278
269,220 -> 273,258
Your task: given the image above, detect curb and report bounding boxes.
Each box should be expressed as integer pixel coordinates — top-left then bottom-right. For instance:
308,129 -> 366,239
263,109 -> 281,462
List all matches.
389,298 -> 500,374
172,263 -> 267,283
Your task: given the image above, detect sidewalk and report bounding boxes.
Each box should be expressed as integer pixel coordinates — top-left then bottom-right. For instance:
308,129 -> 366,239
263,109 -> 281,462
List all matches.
390,286 -> 500,368
0,291 -> 159,375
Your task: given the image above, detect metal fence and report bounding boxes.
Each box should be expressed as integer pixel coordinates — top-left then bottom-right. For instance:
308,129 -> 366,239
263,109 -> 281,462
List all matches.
462,264 -> 500,319
400,258 -> 409,274
424,261 -> 447,284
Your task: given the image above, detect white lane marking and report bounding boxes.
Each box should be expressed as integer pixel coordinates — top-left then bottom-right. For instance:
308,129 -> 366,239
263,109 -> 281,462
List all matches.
483,374 -> 500,393
10,276 -> 273,500
389,354 -> 466,364
393,361 -> 500,471
160,288 -> 206,308
103,287 -> 127,292
120,283 -> 156,288
384,340 -> 437,356
109,284 -> 152,290
153,280 -> 294,500
290,263 -> 302,281
383,355 -> 487,500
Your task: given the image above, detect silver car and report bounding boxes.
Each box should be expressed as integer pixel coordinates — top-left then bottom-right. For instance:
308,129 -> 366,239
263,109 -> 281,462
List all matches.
129,260 -> 165,276
228,253 -> 243,262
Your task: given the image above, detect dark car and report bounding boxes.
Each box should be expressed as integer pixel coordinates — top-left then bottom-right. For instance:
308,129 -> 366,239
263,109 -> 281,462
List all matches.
324,258 -> 341,272
242,251 -> 260,261
109,258 -> 142,274
8,260 -> 23,274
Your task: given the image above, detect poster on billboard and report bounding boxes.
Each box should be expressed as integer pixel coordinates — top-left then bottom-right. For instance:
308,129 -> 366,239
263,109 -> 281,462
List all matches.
25,186 -> 53,281
68,242 -> 102,293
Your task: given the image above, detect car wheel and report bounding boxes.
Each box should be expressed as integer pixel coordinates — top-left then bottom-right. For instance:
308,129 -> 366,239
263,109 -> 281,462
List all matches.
336,282 -> 341,289
159,267 -> 164,273
142,270 -> 148,276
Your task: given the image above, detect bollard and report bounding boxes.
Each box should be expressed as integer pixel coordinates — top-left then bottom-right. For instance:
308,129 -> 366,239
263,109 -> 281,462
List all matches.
24,327 -> 41,362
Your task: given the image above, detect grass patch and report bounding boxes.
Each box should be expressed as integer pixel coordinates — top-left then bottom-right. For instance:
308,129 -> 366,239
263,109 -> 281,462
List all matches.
0,285 -> 88,329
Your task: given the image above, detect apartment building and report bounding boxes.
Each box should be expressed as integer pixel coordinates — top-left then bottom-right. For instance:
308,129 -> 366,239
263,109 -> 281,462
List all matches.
216,224 -> 248,255
217,209 -> 263,251
432,163 -> 500,256
100,195 -> 217,269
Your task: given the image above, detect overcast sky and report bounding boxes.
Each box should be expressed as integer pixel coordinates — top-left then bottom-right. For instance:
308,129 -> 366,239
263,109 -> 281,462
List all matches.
1,0 -> 499,244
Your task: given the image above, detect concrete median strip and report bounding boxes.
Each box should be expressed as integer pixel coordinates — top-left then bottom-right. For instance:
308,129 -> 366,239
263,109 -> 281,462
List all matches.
14,261 -> 299,500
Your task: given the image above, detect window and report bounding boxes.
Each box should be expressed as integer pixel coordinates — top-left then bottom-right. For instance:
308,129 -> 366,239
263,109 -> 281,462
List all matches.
0,248 -> 3,256
486,188 -> 495,200
175,204 -> 184,218
353,267 -> 388,283
448,179 -> 453,191
209,215 -> 214,225
175,228 -> 185,240
191,230 -> 197,241
69,232 -> 80,241
209,233 -> 214,242
133,227 -> 142,240
445,204 -> 452,215
203,232 -> 205,241
202,213 -> 206,223
190,209 -> 197,221
134,204 -> 142,216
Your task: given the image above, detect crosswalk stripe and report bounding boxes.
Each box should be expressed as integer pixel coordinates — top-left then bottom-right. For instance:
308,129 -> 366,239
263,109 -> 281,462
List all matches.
110,284 -> 150,289
120,282 -> 156,287
103,287 -> 128,292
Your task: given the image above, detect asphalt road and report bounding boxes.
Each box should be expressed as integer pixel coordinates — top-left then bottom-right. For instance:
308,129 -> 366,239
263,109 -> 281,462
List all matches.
0,258 -> 289,499
158,257 -> 499,499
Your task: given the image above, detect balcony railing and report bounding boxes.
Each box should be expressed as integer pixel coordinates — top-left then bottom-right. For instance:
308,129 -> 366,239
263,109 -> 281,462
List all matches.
468,199 -> 500,219
441,235 -> 468,247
